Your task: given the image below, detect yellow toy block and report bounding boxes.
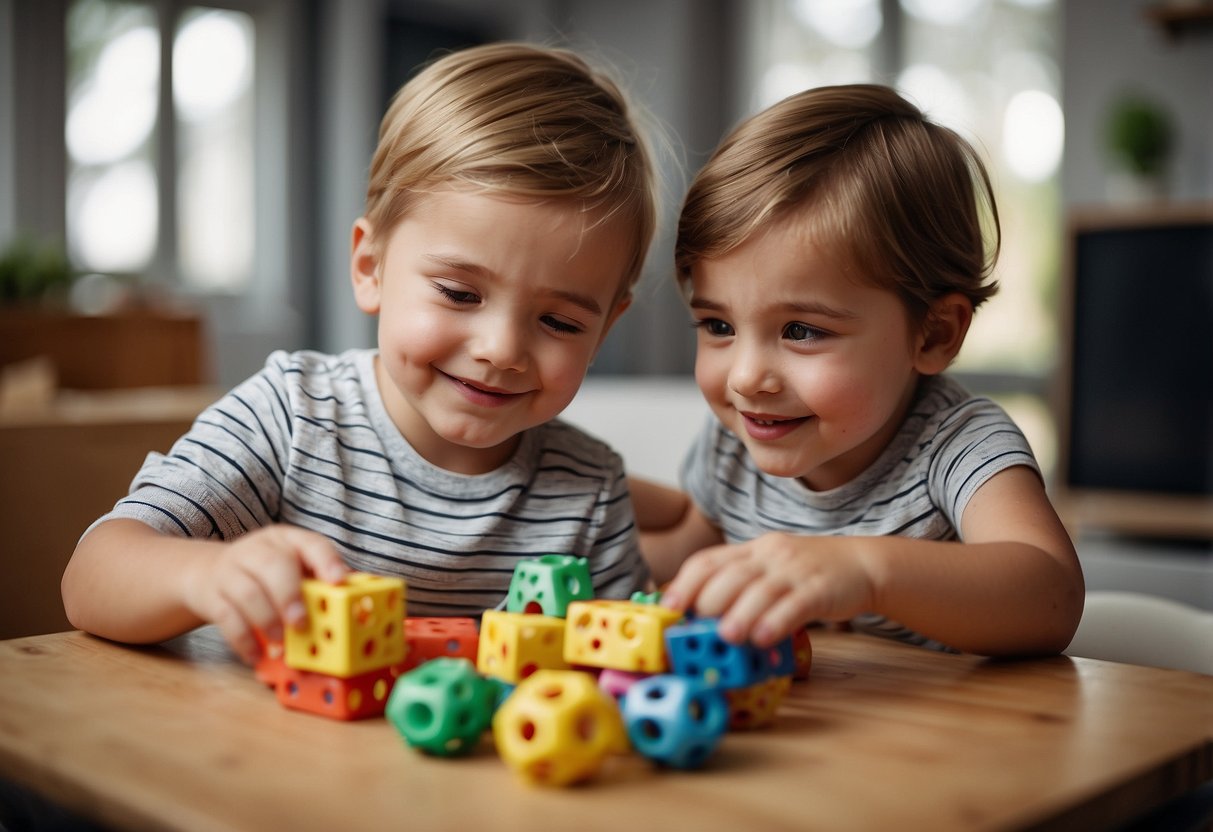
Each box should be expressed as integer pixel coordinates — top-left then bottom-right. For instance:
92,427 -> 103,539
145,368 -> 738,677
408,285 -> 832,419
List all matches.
284,572 -> 406,678
493,669 -> 627,786
562,600 -> 683,673
476,610 -> 569,684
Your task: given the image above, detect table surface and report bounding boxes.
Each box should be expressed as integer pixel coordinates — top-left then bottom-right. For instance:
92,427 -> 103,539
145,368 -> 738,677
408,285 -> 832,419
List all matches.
1,627 -> 1211,832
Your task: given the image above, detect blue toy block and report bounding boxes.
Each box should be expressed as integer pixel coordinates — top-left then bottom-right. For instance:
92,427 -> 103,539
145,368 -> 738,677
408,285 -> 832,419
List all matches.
664,617 -> 796,690
621,674 -> 728,769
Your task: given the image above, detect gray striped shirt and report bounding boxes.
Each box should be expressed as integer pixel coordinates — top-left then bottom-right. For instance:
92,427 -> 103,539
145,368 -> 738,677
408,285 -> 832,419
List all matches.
680,374 -> 1040,650
98,349 -> 649,615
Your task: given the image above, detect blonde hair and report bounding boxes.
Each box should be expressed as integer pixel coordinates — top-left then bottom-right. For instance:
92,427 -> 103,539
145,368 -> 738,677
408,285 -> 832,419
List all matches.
364,42 -> 657,296
676,84 -> 1000,320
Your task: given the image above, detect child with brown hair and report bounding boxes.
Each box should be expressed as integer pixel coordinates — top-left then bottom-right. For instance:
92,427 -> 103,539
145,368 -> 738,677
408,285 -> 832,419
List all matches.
634,84 -> 1083,656
62,42 -> 659,663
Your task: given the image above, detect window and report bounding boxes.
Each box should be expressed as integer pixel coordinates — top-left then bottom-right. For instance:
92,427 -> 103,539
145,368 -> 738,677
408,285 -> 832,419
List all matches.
745,0 -> 1061,472
66,0 -> 256,294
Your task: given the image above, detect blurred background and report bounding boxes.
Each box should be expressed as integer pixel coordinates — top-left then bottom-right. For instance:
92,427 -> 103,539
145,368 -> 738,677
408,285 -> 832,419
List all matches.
1,0 -> 1211,638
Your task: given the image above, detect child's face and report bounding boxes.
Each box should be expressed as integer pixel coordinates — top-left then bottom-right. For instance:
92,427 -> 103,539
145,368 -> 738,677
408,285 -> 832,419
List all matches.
351,188 -> 633,474
689,218 -> 930,492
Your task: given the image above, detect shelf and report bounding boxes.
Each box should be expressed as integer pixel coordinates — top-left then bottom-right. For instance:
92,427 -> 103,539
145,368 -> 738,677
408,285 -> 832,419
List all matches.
1145,2 -> 1213,40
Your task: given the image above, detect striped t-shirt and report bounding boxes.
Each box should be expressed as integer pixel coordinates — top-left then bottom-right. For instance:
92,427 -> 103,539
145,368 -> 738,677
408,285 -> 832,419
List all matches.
97,349 -> 649,615
680,373 -> 1040,651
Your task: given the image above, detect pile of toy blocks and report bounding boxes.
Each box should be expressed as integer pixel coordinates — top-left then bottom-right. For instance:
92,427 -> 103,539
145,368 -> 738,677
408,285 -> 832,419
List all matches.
256,555 -> 812,787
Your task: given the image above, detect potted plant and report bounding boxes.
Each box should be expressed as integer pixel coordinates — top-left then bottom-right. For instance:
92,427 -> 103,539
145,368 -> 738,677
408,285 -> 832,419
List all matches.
1103,92 -> 1174,201
0,235 -> 76,307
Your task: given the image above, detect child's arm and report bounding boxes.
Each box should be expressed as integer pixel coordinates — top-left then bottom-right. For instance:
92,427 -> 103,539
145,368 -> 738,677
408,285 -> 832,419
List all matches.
628,476 -> 723,585
660,465 -> 1084,657
61,519 -> 348,663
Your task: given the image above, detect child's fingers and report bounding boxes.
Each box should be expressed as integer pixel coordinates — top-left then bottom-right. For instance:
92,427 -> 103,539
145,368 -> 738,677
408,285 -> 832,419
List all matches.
220,565 -> 282,643
210,596 -> 261,665
282,527 -> 349,584
661,544 -> 731,611
717,574 -> 793,644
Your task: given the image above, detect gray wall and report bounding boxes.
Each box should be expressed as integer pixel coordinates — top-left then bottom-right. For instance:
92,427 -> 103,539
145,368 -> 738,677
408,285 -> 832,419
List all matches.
1061,0 -> 1213,206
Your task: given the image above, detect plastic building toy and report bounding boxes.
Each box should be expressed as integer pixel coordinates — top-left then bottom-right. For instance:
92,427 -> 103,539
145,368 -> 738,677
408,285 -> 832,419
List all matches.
563,600 -> 684,672
477,610 -> 569,683
492,669 -> 627,786
792,627 -> 813,680
629,590 -> 662,605
621,674 -> 729,769
386,658 -> 499,756
284,573 -> 406,678
274,662 -> 400,720
664,617 -> 795,689
506,554 -> 593,617
402,616 -> 479,671
598,667 -> 650,702
726,675 -> 792,730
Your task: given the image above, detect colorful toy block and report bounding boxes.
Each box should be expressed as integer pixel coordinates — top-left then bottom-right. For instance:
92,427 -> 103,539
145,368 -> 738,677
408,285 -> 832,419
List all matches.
563,600 -> 684,673
726,675 -> 792,730
629,590 -> 662,605
598,667 -> 650,702
792,627 -> 813,680
664,617 -> 795,689
621,674 -> 729,769
402,616 -> 479,671
386,658 -> 498,756
274,660 -> 401,720
506,554 -> 594,617
477,610 -> 569,683
492,669 -> 627,786
284,572 -> 406,678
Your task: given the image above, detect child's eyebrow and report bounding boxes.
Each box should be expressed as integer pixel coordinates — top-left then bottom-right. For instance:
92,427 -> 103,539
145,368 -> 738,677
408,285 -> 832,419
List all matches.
423,253 -> 602,317
690,297 -> 857,320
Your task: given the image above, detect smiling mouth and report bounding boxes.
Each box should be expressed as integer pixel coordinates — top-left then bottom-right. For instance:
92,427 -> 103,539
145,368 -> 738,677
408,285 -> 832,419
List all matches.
440,369 -> 520,399
739,411 -> 810,439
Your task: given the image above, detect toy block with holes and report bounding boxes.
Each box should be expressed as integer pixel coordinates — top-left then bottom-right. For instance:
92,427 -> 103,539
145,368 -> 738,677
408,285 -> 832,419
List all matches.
792,626 -> 813,680
386,658 -> 499,756
402,616 -> 479,672
506,554 -> 594,617
477,609 -> 570,684
492,669 -> 628,786
563,600 -> 684,673
283,572 -> 406,678
273,662 -> 402,720
725,675 -> 792,730
621,674 -> 729,769
663,617 -> 796,690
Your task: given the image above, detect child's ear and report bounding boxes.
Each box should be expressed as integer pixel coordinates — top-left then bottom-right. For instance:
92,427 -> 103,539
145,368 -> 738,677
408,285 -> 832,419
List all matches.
914,292 -> 973,375
350,218 -> 381,314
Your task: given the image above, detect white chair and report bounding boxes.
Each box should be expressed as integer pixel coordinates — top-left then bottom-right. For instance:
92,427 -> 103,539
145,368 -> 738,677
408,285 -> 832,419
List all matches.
1064,590 -> 1213,675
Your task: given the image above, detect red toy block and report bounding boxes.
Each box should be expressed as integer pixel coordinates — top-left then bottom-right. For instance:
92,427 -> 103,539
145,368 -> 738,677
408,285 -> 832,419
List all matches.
270,657 -> 403,720
792,627 -> 813,680
403,616 -> 479,671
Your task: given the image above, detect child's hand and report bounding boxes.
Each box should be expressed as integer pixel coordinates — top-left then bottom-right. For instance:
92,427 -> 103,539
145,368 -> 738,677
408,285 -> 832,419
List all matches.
660,532 -> 876,648
182,525 -> 348,664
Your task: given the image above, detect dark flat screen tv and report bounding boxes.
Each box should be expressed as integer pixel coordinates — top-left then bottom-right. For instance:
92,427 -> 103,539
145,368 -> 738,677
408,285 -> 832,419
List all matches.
1056,204 -> 1213,538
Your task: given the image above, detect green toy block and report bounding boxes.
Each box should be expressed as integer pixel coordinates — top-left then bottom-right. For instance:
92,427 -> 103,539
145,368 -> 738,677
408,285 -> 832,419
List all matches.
505,554 -> 593,617
385,658 -> 497,757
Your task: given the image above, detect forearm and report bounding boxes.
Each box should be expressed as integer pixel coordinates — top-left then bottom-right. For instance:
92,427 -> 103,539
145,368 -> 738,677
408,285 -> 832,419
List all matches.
62,519 -> 214,644
863,536 -> 1085,656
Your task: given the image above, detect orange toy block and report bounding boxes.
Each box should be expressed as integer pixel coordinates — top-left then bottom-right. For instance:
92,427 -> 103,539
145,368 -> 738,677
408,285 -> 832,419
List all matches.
259,649 -> 403,720
726,675 -> 791,730
792,627 -> 813,680
403,617 -> 480,671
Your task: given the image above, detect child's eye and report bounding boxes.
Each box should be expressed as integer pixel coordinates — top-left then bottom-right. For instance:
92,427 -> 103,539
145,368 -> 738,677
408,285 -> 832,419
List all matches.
434,283 -> 479,305
693,318 -> 734,337
541,314 -> 583,335
783,322 -> 825,342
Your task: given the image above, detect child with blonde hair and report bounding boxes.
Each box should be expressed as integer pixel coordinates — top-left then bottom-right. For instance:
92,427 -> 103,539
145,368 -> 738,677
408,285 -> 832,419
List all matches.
63,43 -> 658,663
634,84 -> 1083,656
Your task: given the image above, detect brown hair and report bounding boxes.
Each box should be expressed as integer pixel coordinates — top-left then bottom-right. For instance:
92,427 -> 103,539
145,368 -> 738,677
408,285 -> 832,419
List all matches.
364,42 -> 657,297
676,84 -> 1000,320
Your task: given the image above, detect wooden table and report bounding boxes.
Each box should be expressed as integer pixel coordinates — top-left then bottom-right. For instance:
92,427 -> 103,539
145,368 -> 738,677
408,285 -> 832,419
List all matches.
0,628 -> 1210,831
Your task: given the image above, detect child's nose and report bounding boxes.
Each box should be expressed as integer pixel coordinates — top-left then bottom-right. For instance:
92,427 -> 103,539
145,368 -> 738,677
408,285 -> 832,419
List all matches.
727,342 -> 779,397
470,317 -> 529,372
